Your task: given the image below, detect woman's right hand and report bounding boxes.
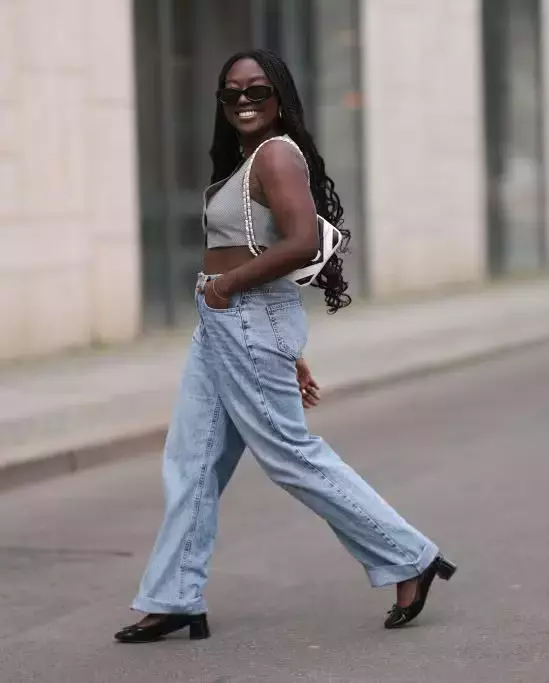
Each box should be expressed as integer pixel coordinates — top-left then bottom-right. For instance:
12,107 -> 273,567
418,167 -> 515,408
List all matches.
204,279 -> 231,310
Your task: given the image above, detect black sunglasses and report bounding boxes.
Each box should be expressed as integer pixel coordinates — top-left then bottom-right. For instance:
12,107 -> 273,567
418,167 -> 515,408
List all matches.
216,85 -> 274,106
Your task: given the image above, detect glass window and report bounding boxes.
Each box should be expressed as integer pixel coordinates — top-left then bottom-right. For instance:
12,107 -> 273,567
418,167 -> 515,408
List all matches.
256,0 -> 364,301
483,0 -> 546,275
133,0 -> 167,327
134,0 -> 252,327
134,0 -> 364,327
311,0 -> 364,298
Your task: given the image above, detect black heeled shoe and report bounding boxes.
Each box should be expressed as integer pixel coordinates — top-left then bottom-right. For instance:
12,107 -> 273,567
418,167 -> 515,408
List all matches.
114,613 -> 210,643
384,555 -> 457,630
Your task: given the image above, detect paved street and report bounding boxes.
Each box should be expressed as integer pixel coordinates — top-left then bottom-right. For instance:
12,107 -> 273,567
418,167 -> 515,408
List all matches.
1,345 -> 549,683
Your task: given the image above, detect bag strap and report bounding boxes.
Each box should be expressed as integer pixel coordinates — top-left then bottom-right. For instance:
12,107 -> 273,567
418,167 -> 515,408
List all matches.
243,136 -> 309,257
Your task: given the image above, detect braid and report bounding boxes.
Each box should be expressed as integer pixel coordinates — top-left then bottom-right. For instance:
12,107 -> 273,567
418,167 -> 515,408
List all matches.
210,49 -> 351,314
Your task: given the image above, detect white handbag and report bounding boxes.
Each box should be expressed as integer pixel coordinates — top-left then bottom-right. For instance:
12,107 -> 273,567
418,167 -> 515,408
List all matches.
242,136 -> 343,287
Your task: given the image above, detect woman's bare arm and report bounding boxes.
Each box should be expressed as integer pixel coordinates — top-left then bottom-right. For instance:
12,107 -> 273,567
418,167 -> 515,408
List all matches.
212,141 -> 318,299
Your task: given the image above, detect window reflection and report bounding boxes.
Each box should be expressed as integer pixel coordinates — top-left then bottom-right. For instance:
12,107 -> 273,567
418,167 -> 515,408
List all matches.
483,0 -> 546,274
134,0 -> 363,327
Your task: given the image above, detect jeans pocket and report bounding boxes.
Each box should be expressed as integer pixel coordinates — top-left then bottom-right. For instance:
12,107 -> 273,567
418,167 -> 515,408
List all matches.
266,301 -> 308,360
200,293 -> 239,315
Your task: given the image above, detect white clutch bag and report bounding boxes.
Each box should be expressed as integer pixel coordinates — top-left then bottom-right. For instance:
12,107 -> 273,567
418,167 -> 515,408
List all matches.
242,136 -> 343,287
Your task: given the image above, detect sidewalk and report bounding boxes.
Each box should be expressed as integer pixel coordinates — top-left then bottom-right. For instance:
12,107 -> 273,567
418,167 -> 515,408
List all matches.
1,278 -> 549,490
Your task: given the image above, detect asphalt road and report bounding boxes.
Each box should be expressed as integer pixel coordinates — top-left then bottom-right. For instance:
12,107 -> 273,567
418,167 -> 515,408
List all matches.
1,345 -> 549,683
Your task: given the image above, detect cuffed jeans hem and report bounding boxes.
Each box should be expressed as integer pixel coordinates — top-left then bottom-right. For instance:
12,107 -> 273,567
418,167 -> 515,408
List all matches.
131,595 -> 207,615
366,542 -> 439,588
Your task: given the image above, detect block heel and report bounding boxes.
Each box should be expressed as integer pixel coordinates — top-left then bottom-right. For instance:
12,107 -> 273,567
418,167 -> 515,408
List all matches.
384,554 -> 457,629
436,556 -> 457,581
189,614 -> 210,640
114,613 -> 210,644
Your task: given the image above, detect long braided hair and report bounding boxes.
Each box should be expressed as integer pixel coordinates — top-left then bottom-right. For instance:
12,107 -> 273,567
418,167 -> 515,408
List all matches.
209,49 -> 351,314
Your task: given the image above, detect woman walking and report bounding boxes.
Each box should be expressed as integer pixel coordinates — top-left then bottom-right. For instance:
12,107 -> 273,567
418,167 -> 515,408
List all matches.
115,49 -> 455,644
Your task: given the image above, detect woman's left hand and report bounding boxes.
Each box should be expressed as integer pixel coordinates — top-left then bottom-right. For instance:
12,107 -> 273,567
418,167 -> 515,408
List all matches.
204,280 -> 231,310
296,358 -> 321,409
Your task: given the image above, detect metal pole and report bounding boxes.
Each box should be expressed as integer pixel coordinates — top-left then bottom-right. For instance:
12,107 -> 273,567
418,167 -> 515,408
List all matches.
158,0 -> 178,325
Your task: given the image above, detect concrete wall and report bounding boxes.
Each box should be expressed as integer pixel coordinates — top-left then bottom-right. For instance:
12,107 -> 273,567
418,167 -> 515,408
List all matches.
0,0 -> 140,361
361,0 -> 487,296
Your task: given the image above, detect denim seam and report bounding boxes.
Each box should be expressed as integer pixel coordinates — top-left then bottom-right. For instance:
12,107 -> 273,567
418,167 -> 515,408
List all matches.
177,396 -> 222,599
133,595 -> 206,616
290,449 -> 414,561
266,300 -> 302,312
238,308 -> 412,561
239,309 -> 279,435
266,307 -> 299,361
191,320 -> 206,346
200,297 -> 239,315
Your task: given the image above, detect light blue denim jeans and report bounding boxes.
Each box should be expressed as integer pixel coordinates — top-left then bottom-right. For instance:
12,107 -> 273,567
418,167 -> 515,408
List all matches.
132,275 -> 439,615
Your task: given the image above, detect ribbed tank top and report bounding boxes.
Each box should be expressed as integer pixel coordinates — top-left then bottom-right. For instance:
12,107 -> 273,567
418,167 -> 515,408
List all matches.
203,136 -> 295,249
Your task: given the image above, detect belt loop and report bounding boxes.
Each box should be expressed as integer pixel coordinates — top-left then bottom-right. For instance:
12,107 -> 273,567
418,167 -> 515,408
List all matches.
196,272 -> 223,294
196,272 -> 208,294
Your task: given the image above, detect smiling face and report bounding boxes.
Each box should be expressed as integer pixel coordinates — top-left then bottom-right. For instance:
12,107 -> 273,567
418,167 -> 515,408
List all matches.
221,58 -> 280,138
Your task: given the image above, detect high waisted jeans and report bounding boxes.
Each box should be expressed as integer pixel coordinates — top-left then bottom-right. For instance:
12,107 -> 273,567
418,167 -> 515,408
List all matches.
132,275 -> 438,615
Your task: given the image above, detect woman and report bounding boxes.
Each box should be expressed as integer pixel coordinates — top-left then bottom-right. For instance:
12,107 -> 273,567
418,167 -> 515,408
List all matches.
115,49 -> 455,644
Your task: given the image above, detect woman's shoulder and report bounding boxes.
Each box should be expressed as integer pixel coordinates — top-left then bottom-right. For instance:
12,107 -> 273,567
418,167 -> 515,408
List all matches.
253,136 -> 308,179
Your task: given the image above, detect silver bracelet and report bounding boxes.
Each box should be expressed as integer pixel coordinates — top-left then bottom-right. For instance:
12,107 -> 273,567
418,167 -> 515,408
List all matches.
212,278 -> 230,301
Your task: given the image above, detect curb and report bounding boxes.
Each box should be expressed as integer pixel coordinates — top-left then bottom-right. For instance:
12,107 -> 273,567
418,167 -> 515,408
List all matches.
2,335 -> 548,494
0,429 -> 167,494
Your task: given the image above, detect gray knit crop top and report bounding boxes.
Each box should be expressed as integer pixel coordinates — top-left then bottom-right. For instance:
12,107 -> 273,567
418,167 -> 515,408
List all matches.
203,137 -> 293,249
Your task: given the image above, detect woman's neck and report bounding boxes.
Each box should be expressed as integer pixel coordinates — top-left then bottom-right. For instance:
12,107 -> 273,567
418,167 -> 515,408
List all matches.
240,126 -> 285,159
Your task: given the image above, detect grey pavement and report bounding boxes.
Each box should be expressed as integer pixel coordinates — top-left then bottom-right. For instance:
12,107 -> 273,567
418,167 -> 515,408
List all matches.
1,344 -> 548,682
2,277 -> 549,490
